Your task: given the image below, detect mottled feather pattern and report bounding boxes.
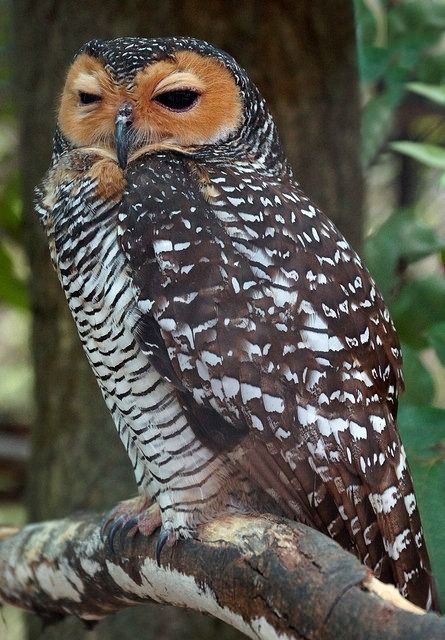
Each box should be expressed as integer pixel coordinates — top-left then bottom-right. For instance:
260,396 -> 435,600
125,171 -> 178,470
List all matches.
119,151 -> 435,608
37,36 -> 438,610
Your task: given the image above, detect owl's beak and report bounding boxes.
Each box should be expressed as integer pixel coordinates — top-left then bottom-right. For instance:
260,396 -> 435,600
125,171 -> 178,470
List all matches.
115,102 -> 133,169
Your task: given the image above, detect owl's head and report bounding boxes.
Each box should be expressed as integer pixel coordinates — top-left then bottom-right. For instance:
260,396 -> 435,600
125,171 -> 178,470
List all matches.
56,37 -> 282,169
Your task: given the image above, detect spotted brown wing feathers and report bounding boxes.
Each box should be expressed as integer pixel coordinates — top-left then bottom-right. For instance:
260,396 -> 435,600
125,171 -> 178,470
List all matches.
118,152 -> 437,610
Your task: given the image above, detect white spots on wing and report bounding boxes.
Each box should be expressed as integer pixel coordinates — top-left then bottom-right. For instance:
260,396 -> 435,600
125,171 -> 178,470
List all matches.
308,438 -> 328,460
384,529 -> 411,561
316,416 -> 349,442
201,351 -> 223,367
282,366 -> 298,384
251,415 -> 264,431
415,531 -> 423,549
283,344 -> 296,356
173,241 -> 191,251
369,487 -> 399,514
177,353 -> 194,371
322,303 -> 338,319
301,204 -> 317,218
263,393 -> 284,414
216,210 -> 238,223
241,383 -> 262,402
396,446 -> 407,481
242,340 -> 262,359
370,415 -> 386,433
222,376 -> 240,399
173,291 -> 198,304
281,267 -> 299,281
210,377 -> 224,401
232,241 -> 274,268
338,300 -> 348,314
316,416 -> 331,437
306,270 -> 328,288
153,239 -> 173,253
349,421 -> 367,440
180,264 -> 194,275
196,360 -> 210,382
231,277 -> 240,293
260,196 -> 273,207
238,211 -> 262,223
404,493 -> 417,517
227,196 -> 245,207
297,405 -> 317,427
275,427 -> 290,440
193,318 -> 218,336
158,318 -> 177,331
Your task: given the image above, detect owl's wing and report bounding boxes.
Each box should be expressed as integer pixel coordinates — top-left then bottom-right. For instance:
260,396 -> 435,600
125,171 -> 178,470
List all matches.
119,153 -> 435,609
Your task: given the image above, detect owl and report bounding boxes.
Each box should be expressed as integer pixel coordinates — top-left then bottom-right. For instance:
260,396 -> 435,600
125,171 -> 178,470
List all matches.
36,37 -> 438,611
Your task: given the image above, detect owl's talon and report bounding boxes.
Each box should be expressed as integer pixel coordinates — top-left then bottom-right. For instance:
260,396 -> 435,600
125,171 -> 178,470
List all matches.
107,516 -> 127,554
120,516 -> 139,539
155,528 -> 169,566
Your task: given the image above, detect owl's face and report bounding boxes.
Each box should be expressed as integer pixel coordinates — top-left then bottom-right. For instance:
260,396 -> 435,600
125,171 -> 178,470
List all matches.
58,38 -> 247,168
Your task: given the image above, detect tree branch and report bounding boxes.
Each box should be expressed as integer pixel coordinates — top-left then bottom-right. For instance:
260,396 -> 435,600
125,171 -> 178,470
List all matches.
0,510 -> 443,639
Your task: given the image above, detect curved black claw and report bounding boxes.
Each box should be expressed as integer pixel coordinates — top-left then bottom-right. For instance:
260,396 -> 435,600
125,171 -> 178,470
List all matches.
102,514 -> 138,554
156,528 -> 169,567
107,516 -> 127,554
120,516 -> 139,539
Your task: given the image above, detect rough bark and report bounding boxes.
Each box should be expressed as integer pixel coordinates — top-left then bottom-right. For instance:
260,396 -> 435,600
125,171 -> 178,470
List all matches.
1,512 -> 444,640
13,1 -> 363,639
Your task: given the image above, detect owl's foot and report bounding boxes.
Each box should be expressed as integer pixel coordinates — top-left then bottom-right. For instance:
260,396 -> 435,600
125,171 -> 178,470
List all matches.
101,496 -> 161,553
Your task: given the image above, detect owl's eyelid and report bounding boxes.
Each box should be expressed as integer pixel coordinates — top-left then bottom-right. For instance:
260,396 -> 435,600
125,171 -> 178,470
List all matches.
151,71 -> 205,98
153,86 -> 202,99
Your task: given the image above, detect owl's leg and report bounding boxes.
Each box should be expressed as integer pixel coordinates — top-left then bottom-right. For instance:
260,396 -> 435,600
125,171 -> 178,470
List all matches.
101,496 -> 162,552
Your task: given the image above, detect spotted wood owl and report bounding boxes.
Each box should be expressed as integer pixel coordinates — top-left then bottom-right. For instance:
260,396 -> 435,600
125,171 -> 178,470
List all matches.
36,37 -> 438,610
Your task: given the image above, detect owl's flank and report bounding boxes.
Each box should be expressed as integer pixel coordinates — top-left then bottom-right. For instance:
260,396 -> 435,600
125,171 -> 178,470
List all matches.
36,36 -> 438,612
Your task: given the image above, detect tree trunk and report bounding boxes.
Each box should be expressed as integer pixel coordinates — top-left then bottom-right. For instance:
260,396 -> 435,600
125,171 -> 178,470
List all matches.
13,1 -> 363,639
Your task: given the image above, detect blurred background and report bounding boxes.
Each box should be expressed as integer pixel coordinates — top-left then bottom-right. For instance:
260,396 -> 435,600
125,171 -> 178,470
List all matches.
0,1 -> 444,638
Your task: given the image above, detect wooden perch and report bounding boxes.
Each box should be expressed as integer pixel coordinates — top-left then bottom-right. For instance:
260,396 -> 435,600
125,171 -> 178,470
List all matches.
0,510 -> 444,639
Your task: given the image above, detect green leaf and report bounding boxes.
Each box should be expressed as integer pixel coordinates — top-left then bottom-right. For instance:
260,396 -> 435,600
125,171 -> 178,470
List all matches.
361,95 -> 397,168
407,82 -> 445,106
358,46 -> 389,83
390,277 -> 445,349
426,323 -> 445,367
400,344 -> 435,405
364,210 -> 445,299
398,405 -> 445,607
390,141 -> 445,170
399,405 -> 445,463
